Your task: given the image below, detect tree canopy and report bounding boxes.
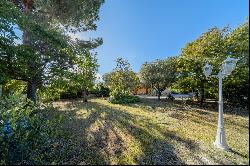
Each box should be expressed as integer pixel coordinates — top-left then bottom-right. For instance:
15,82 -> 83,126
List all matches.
0,0 -> 104,102
139,57 -> 177,100
103,58 -> 139,103
173,20 -> 249,106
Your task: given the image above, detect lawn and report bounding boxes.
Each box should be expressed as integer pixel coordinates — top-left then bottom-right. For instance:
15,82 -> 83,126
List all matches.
50,98 -> 249,165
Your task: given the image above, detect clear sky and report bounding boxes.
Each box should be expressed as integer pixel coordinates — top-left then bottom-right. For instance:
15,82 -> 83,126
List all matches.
80,0 -> 248,75
14,0 -> 249,75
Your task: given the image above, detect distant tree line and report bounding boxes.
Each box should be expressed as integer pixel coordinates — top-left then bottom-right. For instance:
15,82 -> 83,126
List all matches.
104,19 -> 248,107
138,20 -> 249,107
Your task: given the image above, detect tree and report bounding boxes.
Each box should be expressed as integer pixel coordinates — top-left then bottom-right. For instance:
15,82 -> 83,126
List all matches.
66,51 -> 98,102
176,27 -> 228,105
90,82 -> 110,97
175,20 -> 249,106
103,58 -> 139,100
0,0 -> 104,103
139,57 -> 177,100
223,20 -> 249,106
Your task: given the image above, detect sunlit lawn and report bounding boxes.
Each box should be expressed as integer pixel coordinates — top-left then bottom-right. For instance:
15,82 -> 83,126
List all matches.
50,98 -> 249,165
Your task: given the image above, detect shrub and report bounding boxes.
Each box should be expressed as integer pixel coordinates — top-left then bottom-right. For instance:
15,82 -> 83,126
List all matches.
60,91 -> 80,99
223,84 -> 249,108
37,88 -> 61,102
38,88 -> 83,101
109,95 -> 140,104
90,83 -> 110,97
0,94 -> 64,164
108,90 -> 140,104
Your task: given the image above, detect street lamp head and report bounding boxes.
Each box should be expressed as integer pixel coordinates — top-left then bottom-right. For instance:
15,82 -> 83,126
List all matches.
221,57 -> 238,76
203,63 -> 212,78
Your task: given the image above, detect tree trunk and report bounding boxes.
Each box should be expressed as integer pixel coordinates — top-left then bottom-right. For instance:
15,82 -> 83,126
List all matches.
23,0 -> 37,103
1,80 -> 7,96
83,89 -> 88,102
200,82 -> 205,106
157,90 -> 161,100
27,81 -> 37,103
146,87 -> 148,94
157,83 -> 161,100
191,88 -> 195,101
24,27 -> 37,103
0,84 -> 2,97
194,90 -> 199,101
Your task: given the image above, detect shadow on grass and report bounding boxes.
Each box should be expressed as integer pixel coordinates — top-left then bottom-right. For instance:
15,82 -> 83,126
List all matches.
125,99 -> 249,139
48,99 -> 205,165
47,98 -> 249,165
229,148 -> 249,158
126,98 -> 249,117
47,102 -> 106,164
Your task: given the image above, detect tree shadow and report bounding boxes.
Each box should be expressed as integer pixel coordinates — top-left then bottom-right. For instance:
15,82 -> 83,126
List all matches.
100,105 -> 187,165
229,148 -> 249,158
185,100 -> 249,117
121,98 -> 248,130
127,98 -> 249,117
49,99 -> 201,165
47,101 -> 106,164
49,98 -> 248,165
113,98 -> 249,163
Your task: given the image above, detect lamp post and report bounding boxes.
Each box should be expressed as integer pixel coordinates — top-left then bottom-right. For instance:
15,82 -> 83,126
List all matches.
203,57 -> 238,151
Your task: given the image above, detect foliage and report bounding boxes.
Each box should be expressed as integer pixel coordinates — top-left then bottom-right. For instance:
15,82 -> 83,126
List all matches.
108,94 -> 140,104
90,82 -> 110,97
59,91 -> 81,100
37,86 -> 62,102
223,20 -> 249,106
139,57 -> 177,100
103,58 -> 139,103
1,79 -> 26,96
176,27 -> 228,104
37,50 -> 98,101
0,94 -> 64,165
174,20 -> 249,106
65,51 -> 99,96
0,0 -> 71,82
0,0 -> 104,102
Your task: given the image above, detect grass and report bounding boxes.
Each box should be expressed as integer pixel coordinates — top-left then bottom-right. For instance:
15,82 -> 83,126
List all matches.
49,98 -> 249,165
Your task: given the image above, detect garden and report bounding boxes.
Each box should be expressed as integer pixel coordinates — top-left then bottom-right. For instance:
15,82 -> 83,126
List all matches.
0,0 -> 249,165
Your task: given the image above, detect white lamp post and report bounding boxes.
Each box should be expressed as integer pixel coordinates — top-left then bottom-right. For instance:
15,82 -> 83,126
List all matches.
203,57 -> 238,151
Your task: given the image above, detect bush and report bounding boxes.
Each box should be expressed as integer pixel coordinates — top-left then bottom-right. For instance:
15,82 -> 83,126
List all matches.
0,94 -> 64,164
60,91 -> 80,99
90,83 -> 110,97
1,79 -> 26,96
37,88 -> 61,102
109,95 -> 140,104
108,90 -> 140,104
39,88 -> 83,101
223,84 -> 249,108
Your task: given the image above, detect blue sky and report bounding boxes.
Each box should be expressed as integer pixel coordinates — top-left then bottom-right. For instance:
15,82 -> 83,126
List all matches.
14,0 -> 249,76
80,0 -> 248,75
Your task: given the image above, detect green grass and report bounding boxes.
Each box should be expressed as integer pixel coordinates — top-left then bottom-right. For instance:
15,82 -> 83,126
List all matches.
50,98 -> 249,165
